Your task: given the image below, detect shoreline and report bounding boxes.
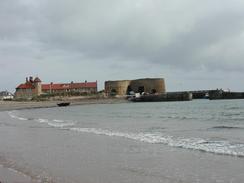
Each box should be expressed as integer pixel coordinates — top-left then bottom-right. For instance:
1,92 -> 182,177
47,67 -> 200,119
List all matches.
0,97 -> 127,183
0,98 -> 128,112
1,100 -> 244,182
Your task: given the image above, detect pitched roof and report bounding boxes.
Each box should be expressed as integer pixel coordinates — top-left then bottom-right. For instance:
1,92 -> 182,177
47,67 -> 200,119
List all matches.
16,83 -> 35,89
16,80 -> 97,90
42,82 -> 97,90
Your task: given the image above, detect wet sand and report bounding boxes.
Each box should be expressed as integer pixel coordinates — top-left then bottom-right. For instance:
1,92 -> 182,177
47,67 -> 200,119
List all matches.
0,101 -> 54,183
3,100 -> 243,183
0,98 -> 127,182
0,166 -> 37,183
1,123 -> 244,183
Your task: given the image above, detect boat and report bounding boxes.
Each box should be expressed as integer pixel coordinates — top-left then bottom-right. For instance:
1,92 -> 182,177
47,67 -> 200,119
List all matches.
57,102 -> 70,107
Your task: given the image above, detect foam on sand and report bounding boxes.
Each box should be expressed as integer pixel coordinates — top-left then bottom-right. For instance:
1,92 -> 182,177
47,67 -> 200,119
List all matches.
70,127 -> 244,157
8,111 -> 28,121
7,111 -> 244,157
8,111 -> 75,128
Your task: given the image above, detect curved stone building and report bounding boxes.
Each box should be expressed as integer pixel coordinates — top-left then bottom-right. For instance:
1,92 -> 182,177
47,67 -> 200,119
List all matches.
105,78 -> 166,96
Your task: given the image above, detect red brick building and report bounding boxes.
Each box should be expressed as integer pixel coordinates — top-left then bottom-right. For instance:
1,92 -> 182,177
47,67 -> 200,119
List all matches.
15,76 -> 97,99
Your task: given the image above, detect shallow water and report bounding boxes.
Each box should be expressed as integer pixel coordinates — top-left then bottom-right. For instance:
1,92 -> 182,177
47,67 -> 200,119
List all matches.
1,100 -> 244,182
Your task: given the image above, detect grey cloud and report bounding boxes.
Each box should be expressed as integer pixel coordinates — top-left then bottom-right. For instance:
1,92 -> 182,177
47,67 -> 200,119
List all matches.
0,0 -> 38,39
151,9 -> 244,69
1,0 -> 244,91
34,0 -> 244,71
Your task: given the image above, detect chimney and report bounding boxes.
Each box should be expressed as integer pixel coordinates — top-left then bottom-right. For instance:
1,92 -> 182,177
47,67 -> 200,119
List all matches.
26,77 -> 28,83
29,76 -> 33,83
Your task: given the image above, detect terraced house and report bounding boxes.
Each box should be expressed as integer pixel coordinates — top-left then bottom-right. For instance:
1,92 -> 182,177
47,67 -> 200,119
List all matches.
15,76 -> 97,99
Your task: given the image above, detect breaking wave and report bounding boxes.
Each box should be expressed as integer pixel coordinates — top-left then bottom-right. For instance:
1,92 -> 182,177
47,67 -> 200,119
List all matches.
212,126 -> 244,130
8,112 -> 75,128
7,111 -> 244,157
225,106 -> 241,110
47,122 -> 75,128
8,112 -> 28,121
36,118 -> 49,123
53,119 -> 64,123
159,115 -> 197,120
35,118 -> 75,128
69,127 -> 244,157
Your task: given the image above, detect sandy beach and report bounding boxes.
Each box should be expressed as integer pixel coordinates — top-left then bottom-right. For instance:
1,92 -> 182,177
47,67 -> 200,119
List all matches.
1,99 -> 244,183
0,165 -> 38,183
0,98 -> 127,183
0,98 -> 127,112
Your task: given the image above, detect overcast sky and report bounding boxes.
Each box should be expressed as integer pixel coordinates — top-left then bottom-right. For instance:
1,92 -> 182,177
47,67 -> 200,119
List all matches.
1,0 -> 244,92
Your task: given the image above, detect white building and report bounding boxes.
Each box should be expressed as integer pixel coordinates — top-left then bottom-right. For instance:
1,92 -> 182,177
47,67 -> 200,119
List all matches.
0,91 -> 14,100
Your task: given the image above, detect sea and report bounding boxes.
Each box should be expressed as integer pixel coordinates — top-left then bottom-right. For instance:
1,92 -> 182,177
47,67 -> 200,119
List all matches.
0,99 -> 244,183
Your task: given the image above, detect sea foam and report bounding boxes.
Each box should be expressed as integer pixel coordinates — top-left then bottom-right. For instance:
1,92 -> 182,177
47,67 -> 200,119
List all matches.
8,112 -> 75,128
36,118 -> 49,123
69,127 -> 244,157
8,112 -> 28,121
8,111 -> 244,157
47,122 -> 75,128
